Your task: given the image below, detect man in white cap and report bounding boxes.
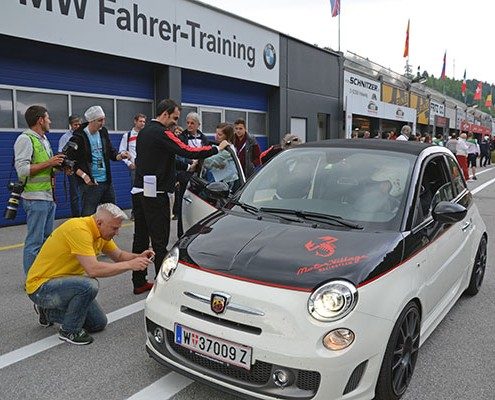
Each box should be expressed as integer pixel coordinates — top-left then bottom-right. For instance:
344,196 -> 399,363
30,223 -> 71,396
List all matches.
70,105 -> 130,216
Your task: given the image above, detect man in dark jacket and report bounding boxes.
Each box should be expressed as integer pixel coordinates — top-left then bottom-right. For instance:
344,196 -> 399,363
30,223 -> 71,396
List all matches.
234,118 -> 261,178
131,99 -> 229,294
71,106 -> 129,216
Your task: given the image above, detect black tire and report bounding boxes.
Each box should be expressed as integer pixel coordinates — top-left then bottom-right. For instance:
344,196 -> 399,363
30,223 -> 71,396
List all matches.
465,236 -> 487,296
375,302 -> 421,400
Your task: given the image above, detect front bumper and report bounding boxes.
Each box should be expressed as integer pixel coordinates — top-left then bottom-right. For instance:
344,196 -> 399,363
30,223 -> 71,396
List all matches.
145,264 -> 395,400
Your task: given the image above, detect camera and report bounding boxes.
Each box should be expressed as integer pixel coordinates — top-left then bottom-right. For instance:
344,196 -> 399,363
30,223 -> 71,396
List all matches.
59,141 -> 78,171
4,182 -> 24,220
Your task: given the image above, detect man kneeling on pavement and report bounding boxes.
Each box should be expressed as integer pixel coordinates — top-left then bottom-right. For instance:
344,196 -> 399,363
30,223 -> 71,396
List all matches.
26,203 -> 154,345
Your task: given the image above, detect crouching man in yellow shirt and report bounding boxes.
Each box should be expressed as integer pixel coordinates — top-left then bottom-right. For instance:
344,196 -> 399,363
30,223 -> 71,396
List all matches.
25,203 -> 154,345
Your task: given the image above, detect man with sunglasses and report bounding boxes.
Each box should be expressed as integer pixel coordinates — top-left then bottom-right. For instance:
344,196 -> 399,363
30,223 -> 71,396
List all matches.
130,99 -> 229,295
71,106 -> 130,216
260,133 -> 302,165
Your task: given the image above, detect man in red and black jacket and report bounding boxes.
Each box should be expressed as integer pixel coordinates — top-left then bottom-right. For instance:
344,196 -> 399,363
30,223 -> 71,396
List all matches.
131,99 -> 229,294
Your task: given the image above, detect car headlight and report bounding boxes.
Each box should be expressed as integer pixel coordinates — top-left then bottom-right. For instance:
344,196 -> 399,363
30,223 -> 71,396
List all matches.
308,280 -> 358,322
160,247 -> 179,281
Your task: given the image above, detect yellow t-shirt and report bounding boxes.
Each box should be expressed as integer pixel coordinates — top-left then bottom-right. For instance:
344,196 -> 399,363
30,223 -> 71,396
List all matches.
26,216 -> 117,294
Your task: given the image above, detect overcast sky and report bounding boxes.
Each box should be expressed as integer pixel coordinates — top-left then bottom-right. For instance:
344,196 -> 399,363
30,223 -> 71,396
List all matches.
201,0 -> 495,85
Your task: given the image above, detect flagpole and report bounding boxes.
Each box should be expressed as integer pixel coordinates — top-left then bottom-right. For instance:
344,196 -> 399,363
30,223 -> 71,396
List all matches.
338,4 -> 341,52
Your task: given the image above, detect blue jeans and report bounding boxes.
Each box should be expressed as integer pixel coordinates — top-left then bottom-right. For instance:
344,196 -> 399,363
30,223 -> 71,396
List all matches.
28,276 -> 107,334
22,199 -> 56,274
79,181 -> 116,217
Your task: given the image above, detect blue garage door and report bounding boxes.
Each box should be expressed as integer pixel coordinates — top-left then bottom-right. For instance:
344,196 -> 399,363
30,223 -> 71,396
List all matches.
0,35 -> 154,227
182,69 -> 271,150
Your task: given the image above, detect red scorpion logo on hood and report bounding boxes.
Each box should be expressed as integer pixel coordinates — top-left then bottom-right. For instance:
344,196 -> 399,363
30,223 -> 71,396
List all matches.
304,236 -> 338,257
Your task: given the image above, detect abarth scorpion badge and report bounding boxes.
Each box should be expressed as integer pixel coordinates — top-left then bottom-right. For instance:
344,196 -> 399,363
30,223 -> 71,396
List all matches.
210,292 -> 231,314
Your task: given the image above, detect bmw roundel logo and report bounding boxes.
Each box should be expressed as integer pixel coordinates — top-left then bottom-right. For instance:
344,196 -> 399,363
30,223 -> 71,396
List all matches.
263,43 -> 276,70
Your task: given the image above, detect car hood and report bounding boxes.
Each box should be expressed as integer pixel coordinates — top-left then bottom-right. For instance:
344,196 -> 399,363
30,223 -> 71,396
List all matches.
179,212 -> 404,291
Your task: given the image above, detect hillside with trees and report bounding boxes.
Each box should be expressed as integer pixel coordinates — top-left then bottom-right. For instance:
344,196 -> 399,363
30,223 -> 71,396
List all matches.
421,71 -> 494,117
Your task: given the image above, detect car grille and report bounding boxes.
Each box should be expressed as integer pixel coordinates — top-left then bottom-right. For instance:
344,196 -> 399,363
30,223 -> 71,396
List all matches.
343,360 -> 367,394
166,329 -> 321,391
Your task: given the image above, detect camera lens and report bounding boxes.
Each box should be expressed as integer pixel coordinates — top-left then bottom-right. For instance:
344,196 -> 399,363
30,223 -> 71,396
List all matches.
4,182 -> 24,220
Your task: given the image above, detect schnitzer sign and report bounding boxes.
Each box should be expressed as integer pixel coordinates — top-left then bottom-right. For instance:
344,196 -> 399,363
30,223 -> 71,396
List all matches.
344,71 -> 381,110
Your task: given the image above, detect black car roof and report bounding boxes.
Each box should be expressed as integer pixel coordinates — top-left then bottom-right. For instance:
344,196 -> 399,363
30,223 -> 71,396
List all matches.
299,138 -> 432,156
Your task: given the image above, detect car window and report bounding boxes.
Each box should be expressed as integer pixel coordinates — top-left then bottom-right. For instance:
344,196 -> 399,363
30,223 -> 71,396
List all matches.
413,156 -> 453,226
238,148 -> 416,230
199,147 -> 242,192
446,155 -> 466,196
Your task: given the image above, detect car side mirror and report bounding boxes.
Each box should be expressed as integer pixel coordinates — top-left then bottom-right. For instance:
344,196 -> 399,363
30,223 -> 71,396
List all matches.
205,181 -> 230,200
432,201 -> 467,224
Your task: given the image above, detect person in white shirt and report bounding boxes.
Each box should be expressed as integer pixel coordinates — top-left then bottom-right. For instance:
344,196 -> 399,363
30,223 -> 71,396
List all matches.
58,115 -> 82,217
396,125 -> 411,141
119,113 -> 147,219
456,133 -> 470,181
466,132 -> 480,180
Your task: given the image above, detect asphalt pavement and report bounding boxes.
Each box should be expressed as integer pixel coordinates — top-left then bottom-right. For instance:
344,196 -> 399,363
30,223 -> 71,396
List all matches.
1,167 -> 495,400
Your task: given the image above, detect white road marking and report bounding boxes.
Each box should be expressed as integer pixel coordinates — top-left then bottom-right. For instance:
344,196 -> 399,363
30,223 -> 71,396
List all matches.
126,372 -> 193,400
472,177 -> 495,195
0,300 -> 145,370
471,166 -> 495,177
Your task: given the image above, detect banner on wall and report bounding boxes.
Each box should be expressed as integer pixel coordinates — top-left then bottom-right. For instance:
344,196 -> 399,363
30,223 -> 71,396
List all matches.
409,93 -> 429,125
429,100 -> 445,125
345,95 -> 416,138
456,109 -> 466,130
382,84 -> 409,106
460,121 -> 491,135
0,0 -> 280,86
343,71 -> 381,111
445,106 -> 456,129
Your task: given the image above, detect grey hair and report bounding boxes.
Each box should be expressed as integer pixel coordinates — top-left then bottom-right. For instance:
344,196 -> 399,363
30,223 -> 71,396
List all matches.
186,112 -> 201,125
95,203 -> 128,220
401,125 -> 412,136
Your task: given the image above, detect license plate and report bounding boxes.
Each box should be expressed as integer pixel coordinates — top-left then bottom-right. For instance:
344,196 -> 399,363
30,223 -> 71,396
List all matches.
174,323 -> 252,370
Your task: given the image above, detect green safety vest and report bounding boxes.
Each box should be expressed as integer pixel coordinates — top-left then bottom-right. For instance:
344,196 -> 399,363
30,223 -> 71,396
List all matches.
23,132 -> 53,193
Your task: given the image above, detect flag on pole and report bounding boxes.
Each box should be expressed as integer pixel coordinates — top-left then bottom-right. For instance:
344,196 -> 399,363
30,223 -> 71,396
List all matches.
485,92 -> 493,108
403,19 -> 410,58
330,0 -> 340,17
461,69 -> 467,96
440,51 -> 446,80
474,81 -> 482,101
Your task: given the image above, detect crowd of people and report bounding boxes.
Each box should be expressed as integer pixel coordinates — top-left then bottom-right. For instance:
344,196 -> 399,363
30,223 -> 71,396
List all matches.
351,124 -> 493,181
14,99 -> 304,345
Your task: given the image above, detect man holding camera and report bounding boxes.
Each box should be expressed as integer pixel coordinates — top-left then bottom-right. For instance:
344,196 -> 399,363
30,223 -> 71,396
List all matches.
58,115 -> 82,217
26,203 -> 153,345
14,105 -> 65,274
70,106 -> 129,216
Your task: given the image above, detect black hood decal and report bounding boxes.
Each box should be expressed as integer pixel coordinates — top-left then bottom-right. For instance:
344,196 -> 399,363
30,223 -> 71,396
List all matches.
179,212 -> 405,291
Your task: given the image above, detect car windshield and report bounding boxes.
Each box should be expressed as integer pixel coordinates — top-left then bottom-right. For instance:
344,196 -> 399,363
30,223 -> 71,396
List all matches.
238,147 -> 416,230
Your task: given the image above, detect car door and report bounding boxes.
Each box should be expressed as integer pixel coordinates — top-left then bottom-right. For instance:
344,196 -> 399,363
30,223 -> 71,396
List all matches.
182,145 -> 246,233
412,154 -> 470,321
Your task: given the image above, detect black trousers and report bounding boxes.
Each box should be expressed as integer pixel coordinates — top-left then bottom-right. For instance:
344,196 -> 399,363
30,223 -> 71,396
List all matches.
174,170 -> 193,237
131,193 -> 170,288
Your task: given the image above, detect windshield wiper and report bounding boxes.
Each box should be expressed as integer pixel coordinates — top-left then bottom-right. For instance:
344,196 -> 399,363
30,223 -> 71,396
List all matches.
229,200 -> 259,215
229,201 -> 301,223
259,207 -> 363,229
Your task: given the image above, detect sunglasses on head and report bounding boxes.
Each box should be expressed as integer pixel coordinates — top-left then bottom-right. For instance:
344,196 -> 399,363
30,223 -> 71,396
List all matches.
285,138 -> 300,145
